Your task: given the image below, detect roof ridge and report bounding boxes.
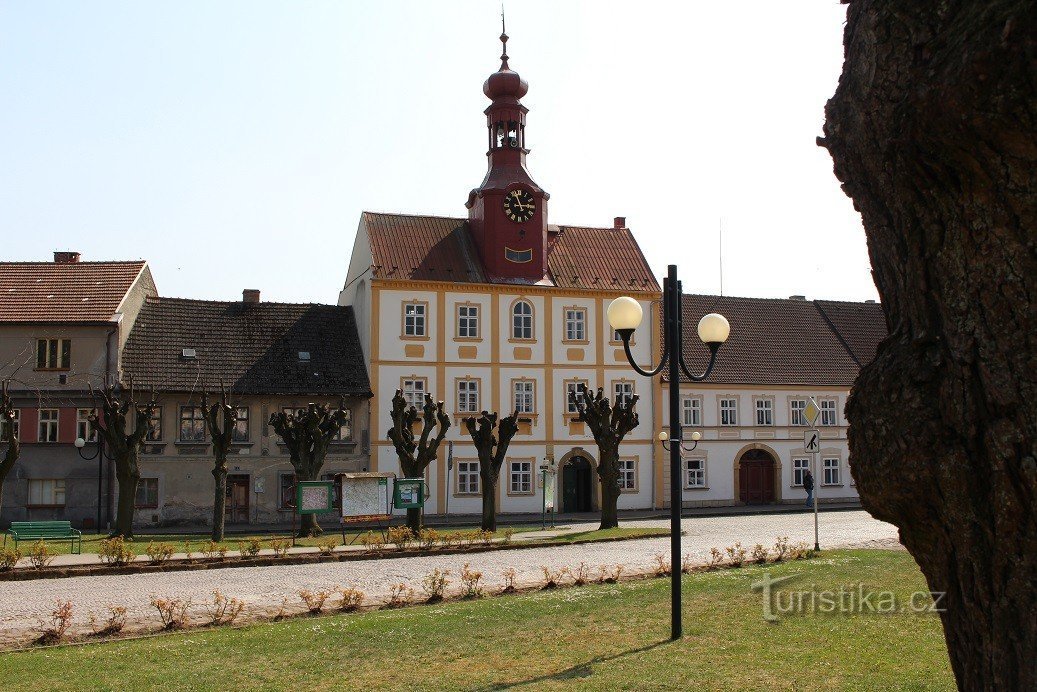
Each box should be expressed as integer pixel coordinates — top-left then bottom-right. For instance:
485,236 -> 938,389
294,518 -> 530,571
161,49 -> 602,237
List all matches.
0,260 -> 147,266
363,210 -> 465,222
147,295 -> 346,308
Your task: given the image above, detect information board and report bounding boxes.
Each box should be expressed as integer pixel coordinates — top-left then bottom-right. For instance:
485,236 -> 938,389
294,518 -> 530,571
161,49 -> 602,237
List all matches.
340,472 -> 393,521
543,471 -> 556,512
296,481 -> 334,514
393,478 -> 426,509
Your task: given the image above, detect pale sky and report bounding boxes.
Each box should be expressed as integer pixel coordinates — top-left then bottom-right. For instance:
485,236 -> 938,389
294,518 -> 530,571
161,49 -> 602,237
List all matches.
0,1 -> 878,304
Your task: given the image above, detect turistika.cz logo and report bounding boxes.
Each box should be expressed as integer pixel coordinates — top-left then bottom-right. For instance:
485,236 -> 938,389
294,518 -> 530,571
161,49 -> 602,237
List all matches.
750,572 -> 946,623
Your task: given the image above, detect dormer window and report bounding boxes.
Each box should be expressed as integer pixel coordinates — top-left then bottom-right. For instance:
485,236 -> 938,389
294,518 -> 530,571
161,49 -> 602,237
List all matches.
298,351 -> 311,362
36,339 -> 71,370
181,348 -> 197,359
505,248 -> 532,263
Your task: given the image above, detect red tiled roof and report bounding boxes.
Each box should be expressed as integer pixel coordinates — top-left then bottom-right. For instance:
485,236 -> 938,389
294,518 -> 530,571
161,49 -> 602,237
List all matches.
363,212 -> 660,292
0,261 -> 148,323
676,294 -> 887,386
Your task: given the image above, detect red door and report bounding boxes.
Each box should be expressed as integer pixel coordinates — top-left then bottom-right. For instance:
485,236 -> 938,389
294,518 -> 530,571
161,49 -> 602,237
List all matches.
738,451 -> 776,504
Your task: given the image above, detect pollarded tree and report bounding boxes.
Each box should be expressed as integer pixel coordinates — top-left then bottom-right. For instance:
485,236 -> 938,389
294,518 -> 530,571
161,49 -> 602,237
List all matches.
90,383 -> 158,538
201,385 -> 238,542
463,411 -> 520,531
268,401 -> 350,537
0,381 -> 21,517
386,390 -> 450,532
571,384 -> 639,530
820,2 -> 1036,688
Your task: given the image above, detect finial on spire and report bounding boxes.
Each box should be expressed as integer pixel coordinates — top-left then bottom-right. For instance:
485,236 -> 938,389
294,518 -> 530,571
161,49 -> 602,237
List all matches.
499,5 -> 510,70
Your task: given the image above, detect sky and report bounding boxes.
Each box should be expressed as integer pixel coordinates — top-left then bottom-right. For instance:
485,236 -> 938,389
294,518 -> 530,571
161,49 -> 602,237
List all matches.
0,1 -> 878,304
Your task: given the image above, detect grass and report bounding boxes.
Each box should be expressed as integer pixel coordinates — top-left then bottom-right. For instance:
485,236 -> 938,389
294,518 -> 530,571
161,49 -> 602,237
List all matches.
16,525 -> 667,558
0,549 -> 954,690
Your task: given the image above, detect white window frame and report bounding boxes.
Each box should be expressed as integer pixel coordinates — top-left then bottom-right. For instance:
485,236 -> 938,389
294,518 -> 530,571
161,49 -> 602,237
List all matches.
681,396 -> 702,427
614,381 -> 635,406
792,457 -> 810,487
755,399 -> 774,426
36,338 -> 71,370
456,379 -> 480,414
76,408 -> 96,442
564,308 -> 587,342
509,460 -> 533,495
402,378 -> 428,409
38,408 -> 59,443
512,300 -> 533,340
684,457 -> 706,489
513,380 -> 535,415
719,398 -> 738,426
457,304 -> 480,339
790,399 -> 808,427
179,405 -> 206,442
565,380 -> 587,415
403,302 -> 427,338
823,457 -> 841,486
820,398 -> 838,426
334,409 -> 353,441
618,458 -> 637,492
456,460 -> 480,495
231,406 -> 249,442
2,409 -> 19,442
28,479 -> 65,507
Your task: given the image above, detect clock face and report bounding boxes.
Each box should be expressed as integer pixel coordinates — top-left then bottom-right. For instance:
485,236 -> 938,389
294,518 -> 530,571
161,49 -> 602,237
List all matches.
504,189 -> 536,223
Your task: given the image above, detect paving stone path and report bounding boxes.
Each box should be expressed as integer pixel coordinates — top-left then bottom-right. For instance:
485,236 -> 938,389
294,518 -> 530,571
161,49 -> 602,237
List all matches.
0,511 -> 898,645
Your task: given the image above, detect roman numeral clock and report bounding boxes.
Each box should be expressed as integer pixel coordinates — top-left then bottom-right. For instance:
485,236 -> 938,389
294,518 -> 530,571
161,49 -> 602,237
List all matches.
504,189 -> 536,222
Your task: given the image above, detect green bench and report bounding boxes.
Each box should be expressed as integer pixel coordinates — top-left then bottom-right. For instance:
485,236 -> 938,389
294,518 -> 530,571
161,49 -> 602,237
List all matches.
4,521 -> 82,554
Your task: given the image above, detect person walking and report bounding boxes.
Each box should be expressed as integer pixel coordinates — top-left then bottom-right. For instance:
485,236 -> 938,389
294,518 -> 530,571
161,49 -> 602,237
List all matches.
804,469 -> 815,508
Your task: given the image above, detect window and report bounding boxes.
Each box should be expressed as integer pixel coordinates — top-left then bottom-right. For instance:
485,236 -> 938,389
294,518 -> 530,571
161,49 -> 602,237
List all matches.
402,378 -> 427,409
820,399 -> 838,426
790,399 -> 807,426
36,339 -> 71,370
457,379 -> 480,414
719,398 -> 738,426
334,409 -> 353,441
135,478 -> 159,508
792,458 -> 810,486
76,409 -> 96,442
179,405 -> 206,442
232,407 -> 249,442
614,381 -> 635,406
1,409 -> 18,441
564,308 -> 586,342
611,328 -> 625,344
512,300 -> 533,340
38,409 -> 59,442
565,380 -> 587,414
146,407 -> 162,441
513,380 -> 535,415
681,397 -> 701,427
505,247 -> 533,263
618,459 -> 637,491
457,304 -> 480,339
279,473 -> 296,509
685,458 -> 706,488
755,399 -> 773,426
28,479 -> 65,506
509,460 -> 532,494
403,302 -> 426,337
456,461 -> 480,495
823,457 -> 841,485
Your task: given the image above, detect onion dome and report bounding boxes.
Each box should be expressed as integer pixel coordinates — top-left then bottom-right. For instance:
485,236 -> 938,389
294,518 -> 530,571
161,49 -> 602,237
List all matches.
483,30 -> 528,100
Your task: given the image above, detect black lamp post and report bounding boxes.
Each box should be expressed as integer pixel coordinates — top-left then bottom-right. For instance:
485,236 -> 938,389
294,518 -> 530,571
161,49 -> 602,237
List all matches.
609,264 -> 729,640
75,433 -> 111,533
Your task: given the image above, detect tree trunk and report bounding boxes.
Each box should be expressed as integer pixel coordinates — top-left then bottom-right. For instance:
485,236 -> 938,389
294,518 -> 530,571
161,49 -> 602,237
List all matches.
480,469 -> 498,532
405,507 -> 421,533
597,449 -> 621,531
113,467 -> 139,539
211,460 -> 227,542
821,2 -> 1037,689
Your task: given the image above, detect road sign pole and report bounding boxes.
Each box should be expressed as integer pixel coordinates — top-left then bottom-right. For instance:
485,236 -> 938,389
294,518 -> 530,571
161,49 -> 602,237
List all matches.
813,449 -> 820,550
805,397 -> 822,551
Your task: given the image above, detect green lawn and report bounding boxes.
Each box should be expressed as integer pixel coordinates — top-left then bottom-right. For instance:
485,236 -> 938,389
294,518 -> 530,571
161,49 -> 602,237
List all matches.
0,550 -> 954,690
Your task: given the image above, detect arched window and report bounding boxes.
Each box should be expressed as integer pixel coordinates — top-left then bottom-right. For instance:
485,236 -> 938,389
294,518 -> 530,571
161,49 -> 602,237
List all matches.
512,300 -> 533,340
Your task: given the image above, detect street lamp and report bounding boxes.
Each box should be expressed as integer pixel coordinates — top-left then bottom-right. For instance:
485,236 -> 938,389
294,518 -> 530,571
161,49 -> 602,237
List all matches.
75,434 -> 112,533
609,264 -> 729,640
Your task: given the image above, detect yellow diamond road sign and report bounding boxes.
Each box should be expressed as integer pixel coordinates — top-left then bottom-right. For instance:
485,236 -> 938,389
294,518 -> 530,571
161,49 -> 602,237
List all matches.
804,398 -> 821,426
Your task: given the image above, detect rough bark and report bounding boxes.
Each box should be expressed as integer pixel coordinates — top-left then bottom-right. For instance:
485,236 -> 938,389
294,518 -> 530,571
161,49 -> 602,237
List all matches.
268,401 -> 349,537
386,390 -> 450,532
201,385 -> 237,541
571,384 -> 640,530
464,411 -> 520,531
0,381 -> 21,518
820,2 -> 1037,689
90,383 -> 157,539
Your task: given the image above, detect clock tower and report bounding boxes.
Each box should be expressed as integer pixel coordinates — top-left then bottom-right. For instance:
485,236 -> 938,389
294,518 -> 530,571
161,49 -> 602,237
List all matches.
466,26 -> 550,282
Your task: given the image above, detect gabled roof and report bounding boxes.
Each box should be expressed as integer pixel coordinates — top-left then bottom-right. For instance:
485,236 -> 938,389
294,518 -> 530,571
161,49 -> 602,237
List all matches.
676,295 -> 887,386
122,297 -> 371,396
0,260 -> 148,323
362,212 -> 660,292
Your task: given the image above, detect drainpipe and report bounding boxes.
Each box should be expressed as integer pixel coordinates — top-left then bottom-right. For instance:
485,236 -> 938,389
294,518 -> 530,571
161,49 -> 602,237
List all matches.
104,326 -> 116,531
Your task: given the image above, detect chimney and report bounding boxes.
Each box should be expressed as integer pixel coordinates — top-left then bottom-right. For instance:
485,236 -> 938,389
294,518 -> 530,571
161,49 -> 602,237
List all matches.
242,289 -> 261,304
613,216 -> 626,229
789,295 -> 806,301
54,251 -> 81,264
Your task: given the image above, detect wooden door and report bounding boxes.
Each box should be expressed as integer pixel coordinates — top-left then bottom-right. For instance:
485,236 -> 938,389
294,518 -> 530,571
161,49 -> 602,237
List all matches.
226,475 -> 250,523
738,451 -> 776,504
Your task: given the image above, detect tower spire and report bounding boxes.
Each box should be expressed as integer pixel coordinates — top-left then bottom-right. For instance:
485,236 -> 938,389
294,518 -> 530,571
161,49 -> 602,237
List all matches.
500,6 -> 509,70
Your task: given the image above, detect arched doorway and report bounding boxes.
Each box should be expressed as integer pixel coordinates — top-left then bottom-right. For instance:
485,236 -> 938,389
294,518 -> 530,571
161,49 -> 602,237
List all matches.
561,455 -> 594,513
738,449 -> 776,504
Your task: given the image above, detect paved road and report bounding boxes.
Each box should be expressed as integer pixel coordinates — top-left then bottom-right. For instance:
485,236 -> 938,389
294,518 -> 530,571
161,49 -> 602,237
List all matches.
0,511 -> 898,645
